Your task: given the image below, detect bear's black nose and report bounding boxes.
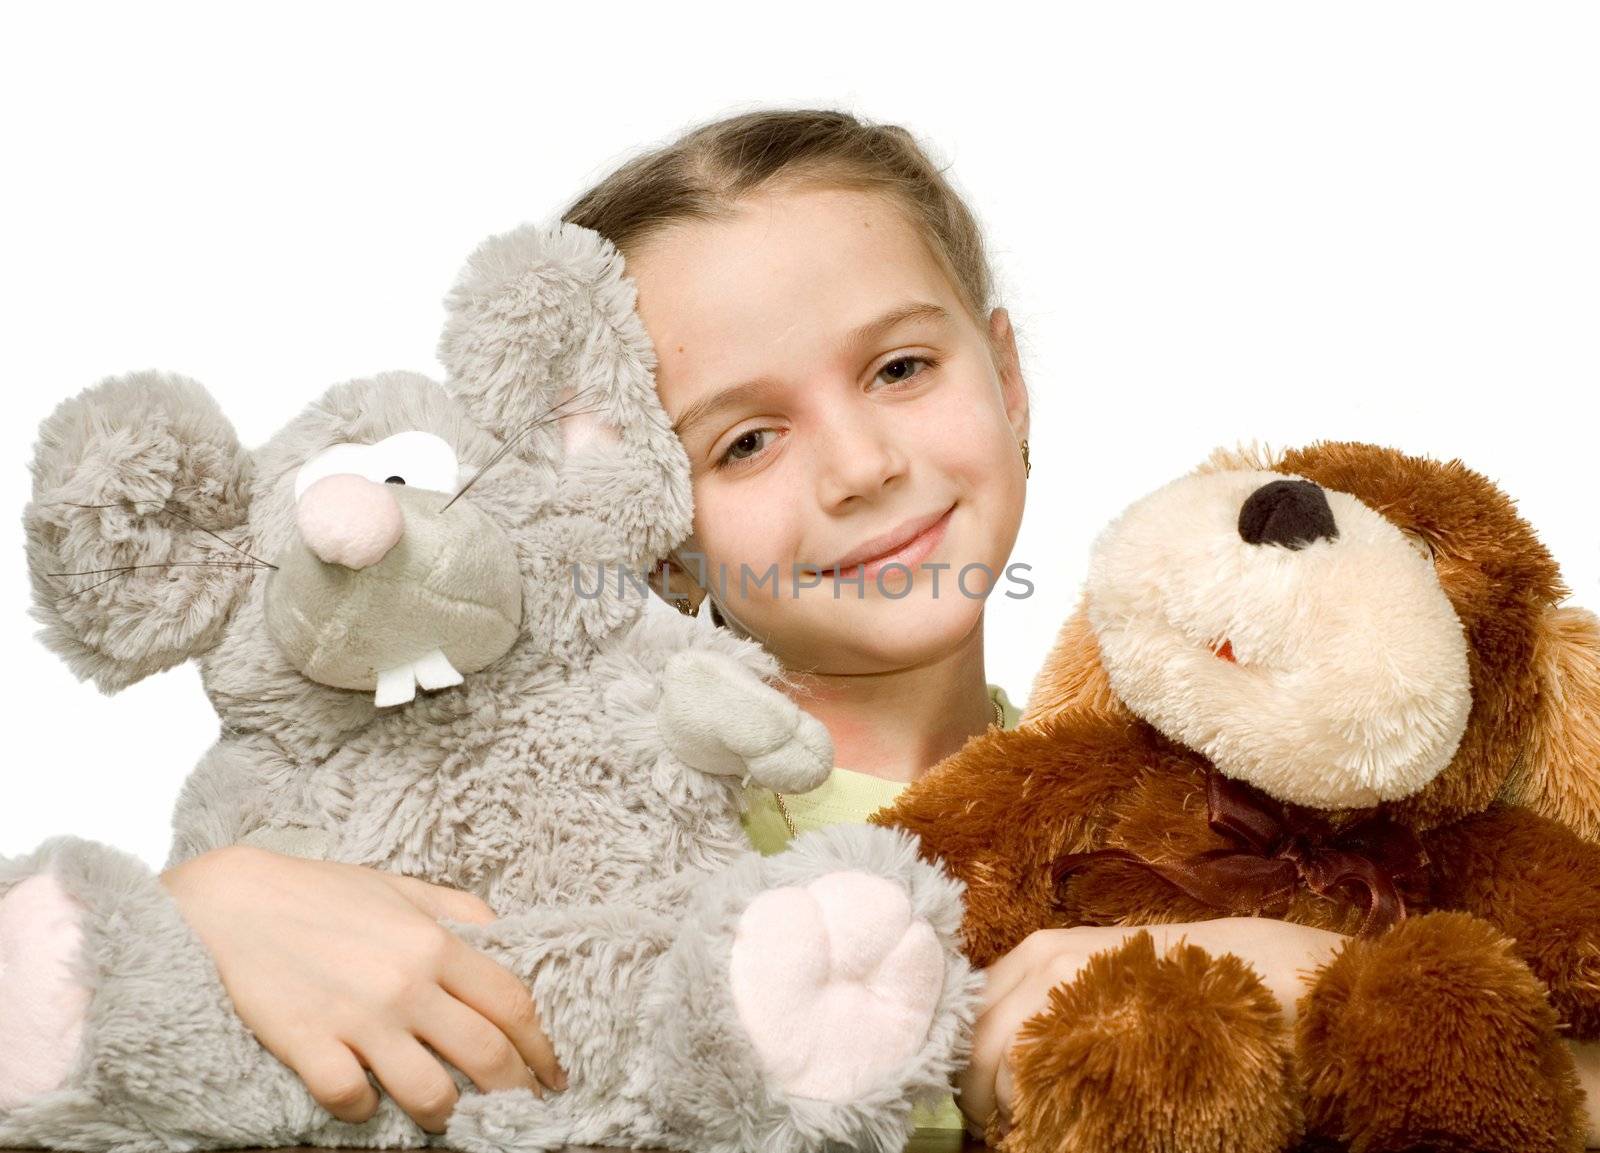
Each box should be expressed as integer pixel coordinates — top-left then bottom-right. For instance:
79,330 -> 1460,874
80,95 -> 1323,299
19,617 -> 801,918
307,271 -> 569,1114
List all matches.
1238,479 -> 1338,549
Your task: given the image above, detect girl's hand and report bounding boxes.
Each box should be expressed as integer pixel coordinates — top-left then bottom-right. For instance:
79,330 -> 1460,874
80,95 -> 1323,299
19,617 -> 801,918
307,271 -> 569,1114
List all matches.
954,918 -> 1348,1138
158,844 -> 567,1134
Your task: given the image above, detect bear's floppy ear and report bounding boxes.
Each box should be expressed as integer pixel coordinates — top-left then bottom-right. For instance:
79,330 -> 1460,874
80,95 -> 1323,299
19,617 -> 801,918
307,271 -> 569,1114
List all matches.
1503,605 -> 1600,842
1021,595 -> 1135,727
436,220 -> 694,569
24,371 -> 257,693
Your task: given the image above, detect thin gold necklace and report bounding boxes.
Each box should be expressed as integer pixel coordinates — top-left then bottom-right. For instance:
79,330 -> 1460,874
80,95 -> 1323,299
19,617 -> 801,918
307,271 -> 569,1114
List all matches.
773,694 -> 1006,838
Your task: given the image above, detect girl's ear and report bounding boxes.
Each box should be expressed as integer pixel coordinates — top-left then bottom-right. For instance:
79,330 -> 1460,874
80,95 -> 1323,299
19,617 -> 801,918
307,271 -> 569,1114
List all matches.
647,549 -> 709,614
988,307 -> 1029,440
1502,605 -> 1600,842
1021,596 -> 1135,727
24,371 -> 256,693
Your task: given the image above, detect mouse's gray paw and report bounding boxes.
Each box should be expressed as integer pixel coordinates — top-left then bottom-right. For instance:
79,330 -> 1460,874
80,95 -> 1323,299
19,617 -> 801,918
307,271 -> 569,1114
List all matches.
657,651 -> 832,792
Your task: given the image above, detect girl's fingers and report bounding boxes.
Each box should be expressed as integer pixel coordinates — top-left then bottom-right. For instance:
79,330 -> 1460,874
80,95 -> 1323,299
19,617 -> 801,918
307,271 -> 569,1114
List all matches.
958,938 -> 1124,1129
977,924 -> 1142,1015
378,868 -> 566,1091
292,1038 -> 381,1124
435,934 -> 567,1091
994,1056 -> 1016,1132
381,871 -> 498,926
410,987 -> 543,1097
347,1032 -> 462,1135
975,944 -> 1036,1016
957,964 -> 1065,1128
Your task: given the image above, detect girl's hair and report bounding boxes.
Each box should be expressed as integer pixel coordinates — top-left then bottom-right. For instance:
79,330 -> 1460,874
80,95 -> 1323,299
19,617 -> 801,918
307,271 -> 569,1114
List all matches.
560,107 -> 1001,341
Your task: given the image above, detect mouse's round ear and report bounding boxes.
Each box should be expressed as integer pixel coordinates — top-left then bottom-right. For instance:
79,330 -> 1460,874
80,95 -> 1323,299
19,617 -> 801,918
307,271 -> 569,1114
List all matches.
1502,605 -> 1600,843
437,220 -> 694,566
23,371 -> 256,693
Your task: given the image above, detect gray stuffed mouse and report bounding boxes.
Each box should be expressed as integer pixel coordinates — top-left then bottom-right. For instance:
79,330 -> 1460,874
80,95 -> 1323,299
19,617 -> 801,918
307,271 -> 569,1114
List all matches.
0,221 -> 981,1153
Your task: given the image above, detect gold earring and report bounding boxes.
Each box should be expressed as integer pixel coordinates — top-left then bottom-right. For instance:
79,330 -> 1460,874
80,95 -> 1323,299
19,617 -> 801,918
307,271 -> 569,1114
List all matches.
1020,438 -> 1031,479
673,596 -> 695,616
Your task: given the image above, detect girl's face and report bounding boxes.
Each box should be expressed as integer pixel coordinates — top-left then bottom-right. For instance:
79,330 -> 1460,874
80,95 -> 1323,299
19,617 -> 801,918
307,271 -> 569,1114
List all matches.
626,184 -> 1029,674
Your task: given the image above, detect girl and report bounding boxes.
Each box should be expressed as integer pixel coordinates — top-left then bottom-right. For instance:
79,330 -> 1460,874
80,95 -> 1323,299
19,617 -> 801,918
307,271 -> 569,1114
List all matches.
158,108 -> 1599,1143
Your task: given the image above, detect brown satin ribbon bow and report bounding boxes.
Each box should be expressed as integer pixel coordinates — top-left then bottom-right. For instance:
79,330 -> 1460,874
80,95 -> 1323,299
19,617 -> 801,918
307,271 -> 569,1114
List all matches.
1052,769 -> 1431,937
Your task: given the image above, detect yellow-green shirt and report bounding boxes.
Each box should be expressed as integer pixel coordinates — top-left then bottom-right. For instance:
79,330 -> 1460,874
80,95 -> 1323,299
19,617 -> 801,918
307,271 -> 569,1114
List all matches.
739,683 -> 1022,1133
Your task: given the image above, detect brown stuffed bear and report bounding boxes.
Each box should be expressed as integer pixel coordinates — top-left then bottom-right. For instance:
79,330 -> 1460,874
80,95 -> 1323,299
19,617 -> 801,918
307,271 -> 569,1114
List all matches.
874,442 -> 1600,1153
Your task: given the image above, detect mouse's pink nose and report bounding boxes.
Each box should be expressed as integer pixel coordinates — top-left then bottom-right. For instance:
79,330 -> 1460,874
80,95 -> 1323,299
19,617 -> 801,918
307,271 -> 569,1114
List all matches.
296,474 -> 404,570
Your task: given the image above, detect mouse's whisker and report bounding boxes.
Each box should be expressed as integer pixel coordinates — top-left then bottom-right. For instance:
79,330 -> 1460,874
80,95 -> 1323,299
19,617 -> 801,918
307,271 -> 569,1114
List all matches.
48,560 -> 273,600
441,384 -> 609,511
49,501 -> 277,570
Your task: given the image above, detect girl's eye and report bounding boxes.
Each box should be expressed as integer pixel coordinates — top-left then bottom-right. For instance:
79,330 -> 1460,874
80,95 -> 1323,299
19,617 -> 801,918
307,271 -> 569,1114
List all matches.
709,356 -> 936,474
874,355 -> 936,388
715,427 -> 779,471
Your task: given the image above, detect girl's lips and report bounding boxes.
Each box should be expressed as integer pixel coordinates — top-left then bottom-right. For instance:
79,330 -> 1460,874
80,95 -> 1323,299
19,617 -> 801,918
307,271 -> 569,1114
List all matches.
820,504 -> 955,584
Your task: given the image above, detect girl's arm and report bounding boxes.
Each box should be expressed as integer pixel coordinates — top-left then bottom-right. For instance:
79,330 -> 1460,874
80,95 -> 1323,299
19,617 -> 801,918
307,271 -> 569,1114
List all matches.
158,844 -> 567,1133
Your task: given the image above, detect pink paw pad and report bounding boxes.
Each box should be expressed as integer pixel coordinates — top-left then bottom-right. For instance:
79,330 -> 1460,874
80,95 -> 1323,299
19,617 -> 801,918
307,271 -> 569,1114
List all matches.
729,870 -> 944,1102
0,874 -> 92,1108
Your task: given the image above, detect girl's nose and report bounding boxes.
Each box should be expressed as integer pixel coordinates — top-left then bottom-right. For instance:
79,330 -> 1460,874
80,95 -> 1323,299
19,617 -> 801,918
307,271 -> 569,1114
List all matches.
296,473 -> 404,569
815,419 -> 910,507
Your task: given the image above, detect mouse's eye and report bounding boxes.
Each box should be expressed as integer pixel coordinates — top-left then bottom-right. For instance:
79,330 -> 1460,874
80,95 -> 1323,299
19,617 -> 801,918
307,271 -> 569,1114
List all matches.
295,431 -> 460,499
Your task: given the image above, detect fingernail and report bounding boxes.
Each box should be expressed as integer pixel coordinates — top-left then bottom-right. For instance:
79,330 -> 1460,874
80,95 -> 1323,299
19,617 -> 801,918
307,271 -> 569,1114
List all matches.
556,1069 -> 569,1091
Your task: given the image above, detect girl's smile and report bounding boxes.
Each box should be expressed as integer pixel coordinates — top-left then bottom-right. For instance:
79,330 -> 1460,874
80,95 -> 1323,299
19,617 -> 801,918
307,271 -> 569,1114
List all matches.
812,501 -> 955,585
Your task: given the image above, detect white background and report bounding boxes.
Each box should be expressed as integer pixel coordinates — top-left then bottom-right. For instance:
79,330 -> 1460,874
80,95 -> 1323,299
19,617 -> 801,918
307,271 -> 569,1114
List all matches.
3,3 -> 1596,867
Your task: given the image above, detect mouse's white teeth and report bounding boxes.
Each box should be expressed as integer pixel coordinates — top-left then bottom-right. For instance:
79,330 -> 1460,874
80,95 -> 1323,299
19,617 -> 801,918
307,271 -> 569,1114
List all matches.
374,648 -> 465,707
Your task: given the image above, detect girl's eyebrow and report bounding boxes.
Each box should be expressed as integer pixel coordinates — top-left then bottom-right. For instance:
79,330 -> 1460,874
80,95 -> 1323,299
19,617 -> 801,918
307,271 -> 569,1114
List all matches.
670,300 -> 950,441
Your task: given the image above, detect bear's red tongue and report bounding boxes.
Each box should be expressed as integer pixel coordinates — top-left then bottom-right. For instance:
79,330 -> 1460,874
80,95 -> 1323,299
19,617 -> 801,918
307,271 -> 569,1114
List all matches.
1212,638 -> 1237,663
